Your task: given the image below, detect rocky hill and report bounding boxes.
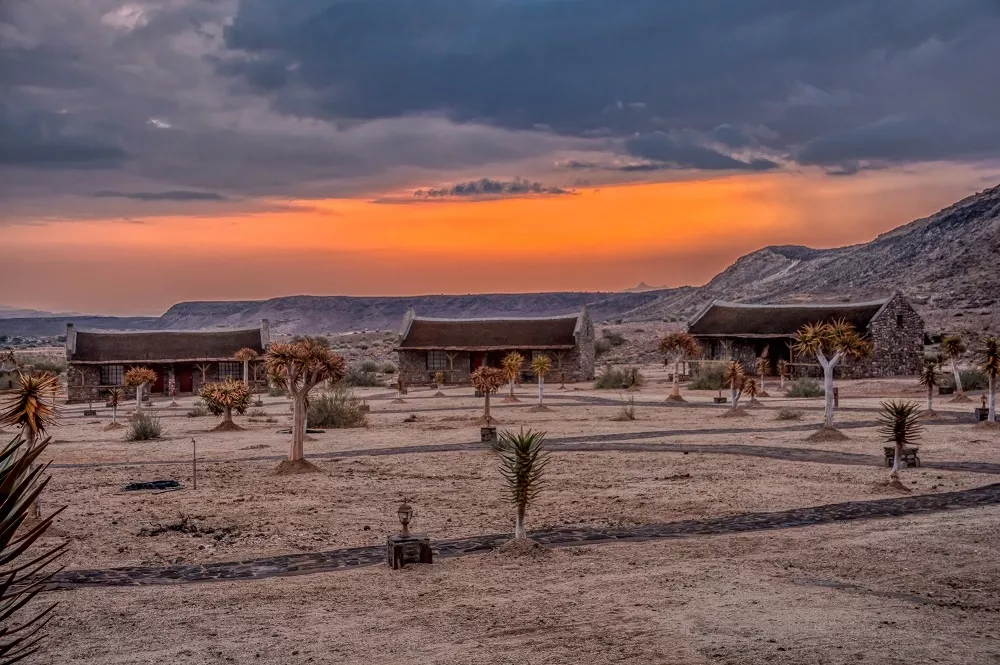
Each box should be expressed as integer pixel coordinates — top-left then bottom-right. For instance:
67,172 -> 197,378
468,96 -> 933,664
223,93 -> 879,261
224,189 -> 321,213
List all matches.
623,183 -> 1000,334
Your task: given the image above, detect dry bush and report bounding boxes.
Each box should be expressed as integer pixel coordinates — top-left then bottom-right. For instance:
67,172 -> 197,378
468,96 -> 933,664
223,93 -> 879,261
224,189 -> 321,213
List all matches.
786,378 -> 824,398
307,386 -> 368,429
126,412 -> 162,440
776,408 -> 804,421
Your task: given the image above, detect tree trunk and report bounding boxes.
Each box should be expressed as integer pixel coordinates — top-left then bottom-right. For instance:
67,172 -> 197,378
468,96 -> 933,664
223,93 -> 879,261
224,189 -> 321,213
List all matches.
990,375 -> 997,423
135,383 -> 145,415
515,504 -> 526,539
779,373 -> 785,390
484,390 -> 492,425
538,375 -> 544,406
509,379 -> 515,399
112,404 -> 117,425
817,352 -> 837,429
26,428 -> 40,519
224,405 -> 233,426
242,360 -> 250,386
927,385 -> 933,412
290,393 -> 307,460
671,360 -> 682,398
890,442 -> 902,481
730,379 -> 741,409
952,357 -> 964,397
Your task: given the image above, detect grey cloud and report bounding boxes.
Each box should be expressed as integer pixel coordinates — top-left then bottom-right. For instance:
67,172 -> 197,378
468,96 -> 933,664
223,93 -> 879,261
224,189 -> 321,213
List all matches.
624,132 -> 779,172
93,190 -> 228,201
413,177 -> 570,199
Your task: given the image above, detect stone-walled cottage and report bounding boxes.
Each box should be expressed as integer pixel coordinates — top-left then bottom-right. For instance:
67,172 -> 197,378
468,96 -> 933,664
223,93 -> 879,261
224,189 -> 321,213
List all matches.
65,321 -> 269,403
687,293 -> 924,378
395,308 -> 595,385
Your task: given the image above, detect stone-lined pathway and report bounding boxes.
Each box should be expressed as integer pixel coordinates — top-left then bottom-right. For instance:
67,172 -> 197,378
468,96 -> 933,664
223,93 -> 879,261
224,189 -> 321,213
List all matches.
49,481 -> 1000,590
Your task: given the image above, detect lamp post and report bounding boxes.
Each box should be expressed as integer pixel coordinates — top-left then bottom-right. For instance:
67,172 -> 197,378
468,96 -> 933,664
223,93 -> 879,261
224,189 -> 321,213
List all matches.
387,498 -> 431,569
397,499 -> 413,539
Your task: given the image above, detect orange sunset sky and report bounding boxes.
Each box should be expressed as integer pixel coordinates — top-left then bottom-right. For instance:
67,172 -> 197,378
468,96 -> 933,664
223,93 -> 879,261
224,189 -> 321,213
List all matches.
4,165 -> 996,316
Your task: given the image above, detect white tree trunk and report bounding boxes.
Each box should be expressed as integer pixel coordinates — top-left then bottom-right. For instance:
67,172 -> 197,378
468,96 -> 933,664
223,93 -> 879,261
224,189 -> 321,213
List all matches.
538,376 -> 544,406
135,383 -> 146,414
817,351 -> 840,429
671,360 -> 682,397
290,393 -> 307,460
759,371 -> 766,395
990,375 -> 997,422
890,442 -> 902,481
484,390 -> 492,425
112,404 -> 118,425
243,360 -> 250,386
515,506 -> 526,539
926,385 -> 933,412
509,379 -> 515,399
952,358 -> 964,397
731,380 -> 741,409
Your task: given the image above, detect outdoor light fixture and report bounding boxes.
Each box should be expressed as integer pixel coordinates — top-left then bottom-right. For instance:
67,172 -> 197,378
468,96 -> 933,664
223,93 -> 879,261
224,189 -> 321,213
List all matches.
397,499 -> 413,538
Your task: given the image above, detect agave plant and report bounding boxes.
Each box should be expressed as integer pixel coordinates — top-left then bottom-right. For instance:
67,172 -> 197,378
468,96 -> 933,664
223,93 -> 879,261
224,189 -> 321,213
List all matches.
530,355 -> 552,408
106,387 -> 124,428
471,366 -> 506,426
794,320 -> 871,429
981,337 -> 1000,423
877,401 -> 924,481
0,433 -> 68,664
754,356 -> 771,396
940,335 -> 967,398
0,372 -> 59,519
918,357 -> 940,413
722,361 -> 746,410
500,352 -> 525,402
742,376 -> 762,405
198,379 -> 252,431
776,359 -> 789,390
658,332 -> 701,402
492,428 -> 550,540
123,367 -> 157,415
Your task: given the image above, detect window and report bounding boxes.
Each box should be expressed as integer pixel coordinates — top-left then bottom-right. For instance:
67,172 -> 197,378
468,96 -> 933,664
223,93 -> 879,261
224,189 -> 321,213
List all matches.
99,364 -> 124,385
896,314 -> 905,328
218,362 -> 242,380
426,351 -> 449,371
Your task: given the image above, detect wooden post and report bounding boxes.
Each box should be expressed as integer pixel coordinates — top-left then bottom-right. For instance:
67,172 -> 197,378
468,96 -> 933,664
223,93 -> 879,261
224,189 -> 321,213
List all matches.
192,438 -> 197,490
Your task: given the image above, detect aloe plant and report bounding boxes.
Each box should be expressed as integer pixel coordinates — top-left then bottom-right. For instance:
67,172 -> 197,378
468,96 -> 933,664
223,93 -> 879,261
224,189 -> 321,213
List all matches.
794,320 -> 871,429
877,401 -> 923,482
918,358 -> 940,412
124,367 -> 157,415
471,366 -> 506,426
530,355 -> 551,407
492,428 -> 550,540
658,332 -> 700,402
0,433 -> 68,664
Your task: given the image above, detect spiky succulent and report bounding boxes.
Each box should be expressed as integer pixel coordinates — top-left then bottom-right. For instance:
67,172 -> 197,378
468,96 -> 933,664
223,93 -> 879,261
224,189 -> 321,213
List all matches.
471,366 -> 506,394
199,379 -> 252,418
501,352 -> 525,382
0,373 -> 58,443
123,367 -> 157,388
981,337 -> 1000,378
794,319 -> 871,360
877,400 -> 924,446
233,348 -> 259,362
742,376 -> 761,399
658,332 -> 700,362
918,358 -> 940,389
722,360 -> 745,388
530,355 -> 552,377
492,428 -> 549,516
265,338 -> 347,393
755,357 -> 771,377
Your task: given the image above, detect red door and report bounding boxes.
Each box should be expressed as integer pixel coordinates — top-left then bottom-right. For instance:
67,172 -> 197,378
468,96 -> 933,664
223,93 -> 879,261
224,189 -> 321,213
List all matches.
471,353 -> 487,370
177,366 -> 194,393
151,370 -> 165,395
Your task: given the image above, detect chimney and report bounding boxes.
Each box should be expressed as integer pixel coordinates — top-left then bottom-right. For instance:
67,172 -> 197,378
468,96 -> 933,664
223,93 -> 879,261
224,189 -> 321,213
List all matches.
260,319 -> 270,348
65,323 -> 76,358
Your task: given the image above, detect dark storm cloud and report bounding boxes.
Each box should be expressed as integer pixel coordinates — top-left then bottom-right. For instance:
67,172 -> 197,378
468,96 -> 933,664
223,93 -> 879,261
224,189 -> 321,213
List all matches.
413,177 -> 570,199
93,190 -> 228,201
0,103 -> 127,168
624,132 -> 779,172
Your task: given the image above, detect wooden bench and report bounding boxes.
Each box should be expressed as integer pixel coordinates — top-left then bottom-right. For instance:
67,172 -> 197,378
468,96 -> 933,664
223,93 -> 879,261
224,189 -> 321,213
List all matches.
884,446 -> 920,468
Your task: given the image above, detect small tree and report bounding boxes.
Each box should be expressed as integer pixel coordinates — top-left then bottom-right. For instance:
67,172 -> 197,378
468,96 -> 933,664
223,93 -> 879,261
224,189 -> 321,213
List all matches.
941,335 -> 967,400
877,401 -> 923,483
233,348 -> 260,387
195,363 -> 211,387
106,387 -> 124,429
530,355 -> 552,409
492,428 -> 550,540
199,379 -> 252,431
754,356 -> 771,397
793,320 -> 871,430
776,359 -> 789,390
471,366 -> 506,426
266,338 -> 347,463
743,376 -> 762,406
501,352 -> 524,402
124,367 -> 157,415
981,337 -> 1000,423
0,372 -> 59,518
918,357 -> 940,414
722,360 -> 746,410
658,332 -> 700,402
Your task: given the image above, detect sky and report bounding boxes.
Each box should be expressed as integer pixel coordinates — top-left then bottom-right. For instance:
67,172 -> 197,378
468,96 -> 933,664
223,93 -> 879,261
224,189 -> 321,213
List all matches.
3,0 -> 1000,315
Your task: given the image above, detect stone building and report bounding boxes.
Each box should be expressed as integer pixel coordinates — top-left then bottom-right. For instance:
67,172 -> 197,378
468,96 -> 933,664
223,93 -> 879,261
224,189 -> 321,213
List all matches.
395,308 -> 595,385
687,294 -> 924,378
65,321 -> 269,403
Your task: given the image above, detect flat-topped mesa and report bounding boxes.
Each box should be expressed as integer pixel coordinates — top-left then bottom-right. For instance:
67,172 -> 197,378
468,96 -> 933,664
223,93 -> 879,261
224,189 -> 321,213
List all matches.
395,308 -> 595,385
64,320 -> 269,403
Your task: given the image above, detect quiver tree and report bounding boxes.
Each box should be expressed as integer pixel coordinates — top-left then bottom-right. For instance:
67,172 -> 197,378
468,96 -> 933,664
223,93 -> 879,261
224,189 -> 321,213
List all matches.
105,387 -> 124,430
195,363 -> 211,388
501,352 -> 524,402
793,320 -> 871,430
492,428 -> 550,540
658,332 -> 700,402
0,433 -> 68,663
1,372 -> 58,518
233,348 -> 260,387
266,338 -> 347,463
918,358 -> 940,414
941,335 -> 967,401
981,337 -> 1000,424
754,357 -> 771,397
776,359 -> 789,390
743,376 -> 762,406
722,361 -> 746,410
199,379 -> 252,431
530,355 -> 552,410
878,401 -> 923,484
124,367 -> 157,415
471,366 -> 506,426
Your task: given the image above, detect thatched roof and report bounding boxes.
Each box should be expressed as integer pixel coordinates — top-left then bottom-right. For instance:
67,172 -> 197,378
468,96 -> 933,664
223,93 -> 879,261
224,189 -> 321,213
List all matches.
69,328 -> 265,363
688,298 -> 891,338
397,310 -> 585,351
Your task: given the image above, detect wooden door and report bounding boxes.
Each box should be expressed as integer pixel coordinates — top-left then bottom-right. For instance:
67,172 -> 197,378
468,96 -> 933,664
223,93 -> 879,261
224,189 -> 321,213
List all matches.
177,366 -> 194,393
151,370 -> 165,395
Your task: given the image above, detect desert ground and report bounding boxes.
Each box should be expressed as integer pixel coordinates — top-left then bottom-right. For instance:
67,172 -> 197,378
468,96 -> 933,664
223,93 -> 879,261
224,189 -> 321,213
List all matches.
20,366 -> 1000,664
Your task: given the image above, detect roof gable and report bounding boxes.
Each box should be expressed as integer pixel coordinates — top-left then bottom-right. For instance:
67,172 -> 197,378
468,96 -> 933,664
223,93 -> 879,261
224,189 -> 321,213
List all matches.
687,298 -> 891,337
398,313 -> 582,350
70,328 -> 264,363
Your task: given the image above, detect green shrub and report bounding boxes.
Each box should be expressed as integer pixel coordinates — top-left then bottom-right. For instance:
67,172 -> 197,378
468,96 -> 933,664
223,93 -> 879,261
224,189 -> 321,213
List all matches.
18,355 -> 68,376
340,365 -> 384,387
126,413 -> 162,440
941,369 -> 989,391
786,378 -> 824,398
381,362 -> 397,374
307,387 -> 369,429
776,408 -> 804,421
594,366 -> 644,390
688,364 -> 726,390
359,359 -> 381,373
594,338 -> 613,356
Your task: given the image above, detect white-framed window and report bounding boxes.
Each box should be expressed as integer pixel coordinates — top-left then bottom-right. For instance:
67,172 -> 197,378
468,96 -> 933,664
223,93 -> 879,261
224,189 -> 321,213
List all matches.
99,364 -> 124,385
426,351 -> 449,371
218,362 -> 242,380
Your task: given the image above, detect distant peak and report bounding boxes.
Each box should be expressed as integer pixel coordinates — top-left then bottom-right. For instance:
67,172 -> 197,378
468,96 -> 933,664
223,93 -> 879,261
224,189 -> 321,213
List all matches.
623,282 -> 662,292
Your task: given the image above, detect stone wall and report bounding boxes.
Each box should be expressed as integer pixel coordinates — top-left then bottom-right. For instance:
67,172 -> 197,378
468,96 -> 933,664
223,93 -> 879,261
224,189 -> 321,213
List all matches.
574,310 -> 596,381
843,295 -> 925,379
66,362 -> 259,402
398,348 -> 593,385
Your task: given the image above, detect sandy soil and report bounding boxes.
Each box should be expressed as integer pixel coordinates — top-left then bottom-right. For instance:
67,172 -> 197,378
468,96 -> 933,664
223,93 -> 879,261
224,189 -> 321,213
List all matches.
17,369 -> 1000,663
